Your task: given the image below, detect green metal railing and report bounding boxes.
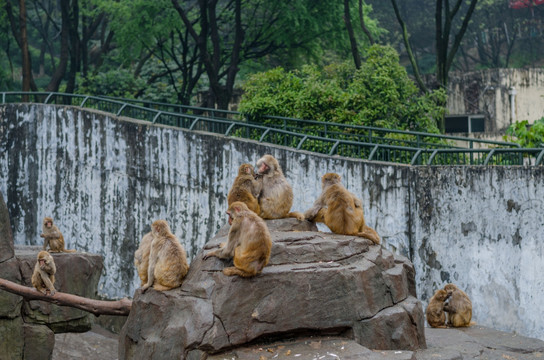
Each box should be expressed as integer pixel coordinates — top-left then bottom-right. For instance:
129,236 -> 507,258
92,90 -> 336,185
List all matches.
2,91 -> 542,165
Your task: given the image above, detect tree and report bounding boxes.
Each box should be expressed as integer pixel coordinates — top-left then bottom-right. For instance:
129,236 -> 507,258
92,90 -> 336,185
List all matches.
239,45 -> 446,134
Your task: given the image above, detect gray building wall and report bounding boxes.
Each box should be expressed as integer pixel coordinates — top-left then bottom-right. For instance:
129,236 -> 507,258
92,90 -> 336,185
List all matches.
1,104 -> 543,340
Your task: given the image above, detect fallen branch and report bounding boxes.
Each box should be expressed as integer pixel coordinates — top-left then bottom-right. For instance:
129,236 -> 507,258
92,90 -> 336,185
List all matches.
0,278 -> 131,316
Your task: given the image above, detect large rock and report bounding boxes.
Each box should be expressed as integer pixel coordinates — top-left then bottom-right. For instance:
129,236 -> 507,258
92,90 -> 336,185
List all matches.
119,220 -> 426,359
0,192 -> 14,262
16,245 -> 104,333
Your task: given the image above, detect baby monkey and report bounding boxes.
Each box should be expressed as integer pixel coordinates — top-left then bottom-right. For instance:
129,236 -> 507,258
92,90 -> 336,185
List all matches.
31,251 -> 57,295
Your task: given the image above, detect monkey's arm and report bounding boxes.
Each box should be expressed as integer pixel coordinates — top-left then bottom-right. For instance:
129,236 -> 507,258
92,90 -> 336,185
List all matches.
42,238 -> 49,251
141,248 -> 157,291
39,270 -> 56,295
303,196 -> 325,221
443,304 -> 456,313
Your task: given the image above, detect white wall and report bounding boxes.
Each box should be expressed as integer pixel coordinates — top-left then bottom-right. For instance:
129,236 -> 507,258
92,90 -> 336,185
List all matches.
1,104 -> 543,340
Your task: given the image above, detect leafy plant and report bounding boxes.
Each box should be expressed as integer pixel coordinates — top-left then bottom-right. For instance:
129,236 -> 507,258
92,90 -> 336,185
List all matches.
239,44 -> 446,137
504,117 -> 544,148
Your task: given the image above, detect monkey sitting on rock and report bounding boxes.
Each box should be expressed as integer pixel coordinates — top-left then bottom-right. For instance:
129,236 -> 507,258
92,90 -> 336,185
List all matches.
31,251 -> 57,295
443,283 -> 473,327
40,216 -> 76,253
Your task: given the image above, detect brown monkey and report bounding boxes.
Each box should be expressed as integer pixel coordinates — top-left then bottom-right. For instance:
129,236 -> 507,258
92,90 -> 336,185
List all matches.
40,217 -> 76,253
227,163 -> 262,214
255,154 -> 303,220
443,283 -> 473,327
204,202 -> 272,277
303,173 -> 380,244
134,231 -> 153,286
31,251 -> 57,295
426,288 -> 451,328
141,220 -> 189,292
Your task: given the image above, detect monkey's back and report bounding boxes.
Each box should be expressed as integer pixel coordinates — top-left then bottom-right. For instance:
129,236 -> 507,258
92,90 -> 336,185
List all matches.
260,173 -> 293,219
322,184 -> 360,235
153,235 -> 189,289
228,176 -> 260,214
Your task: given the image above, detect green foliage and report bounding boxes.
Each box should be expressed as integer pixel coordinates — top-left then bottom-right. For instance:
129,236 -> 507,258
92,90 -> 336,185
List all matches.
504,117 -> 544,148
74,70 -> 146,98
239,44 -> 445,136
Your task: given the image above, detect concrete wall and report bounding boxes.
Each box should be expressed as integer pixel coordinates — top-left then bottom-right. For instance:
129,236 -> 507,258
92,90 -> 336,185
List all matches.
447,68 -> 544,133
1,104 -> 543,341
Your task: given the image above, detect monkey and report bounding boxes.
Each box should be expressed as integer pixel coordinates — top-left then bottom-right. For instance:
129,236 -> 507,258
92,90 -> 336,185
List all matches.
134,231 -> 153,287
425,288 -> 451,328
303,173 -> 380,245
40,217 -> 76,253
443,283 -> 473,327
31,251 -> 57,295
255,154 -> 304,220
227,163 -> 262,214
141,220 -> 189,292
204,201 -> 272,277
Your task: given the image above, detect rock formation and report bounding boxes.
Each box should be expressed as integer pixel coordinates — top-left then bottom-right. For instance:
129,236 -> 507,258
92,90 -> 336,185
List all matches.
0,192 -> 105,359
119,219 -> 426,359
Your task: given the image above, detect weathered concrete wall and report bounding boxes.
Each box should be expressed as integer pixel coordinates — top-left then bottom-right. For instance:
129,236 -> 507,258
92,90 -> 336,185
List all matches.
448,68 -> 544,133
0,104 -> 543,341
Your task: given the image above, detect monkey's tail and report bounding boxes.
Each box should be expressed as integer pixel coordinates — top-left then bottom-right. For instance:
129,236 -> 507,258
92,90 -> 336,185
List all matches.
357,226 -> 381,245
63,249 -> 77,253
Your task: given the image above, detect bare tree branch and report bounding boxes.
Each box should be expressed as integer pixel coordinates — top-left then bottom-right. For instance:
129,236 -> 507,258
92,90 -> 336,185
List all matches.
0,278 -> 131,317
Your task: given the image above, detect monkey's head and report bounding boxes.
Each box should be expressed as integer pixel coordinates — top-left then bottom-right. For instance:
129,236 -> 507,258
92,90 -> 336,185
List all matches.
256,155 -> 280,176
321,173 -> 341,188
152,220 -> 171,237
227,202 -> 250,225
443,283 -> 458,296
433,288 -> 450,302
43,217 -> 54,228
37,251 -> 52,269
238,163 -> 254,176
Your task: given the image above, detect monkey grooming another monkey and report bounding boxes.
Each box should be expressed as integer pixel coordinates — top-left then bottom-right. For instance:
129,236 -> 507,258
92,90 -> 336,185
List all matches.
141,220 -> 189,292
443,283 -> 473,327
426,288 -> 451,328
303,173 -> 380,244
134,231 -> 153,287
31,251 -> 57,295
204,202 -> 272,277
227,163 -> 262,214
255,154 -> 304,220
40,217 -> 76,253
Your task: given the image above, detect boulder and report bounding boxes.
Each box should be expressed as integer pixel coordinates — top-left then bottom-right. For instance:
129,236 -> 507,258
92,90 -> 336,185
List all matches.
0,192 -> 14,262
16,245 -> 104,333
119,220 -> 426,359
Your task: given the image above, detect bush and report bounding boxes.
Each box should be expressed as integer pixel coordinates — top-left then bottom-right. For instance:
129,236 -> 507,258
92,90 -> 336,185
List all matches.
239,44 -> 445,135
504,117 -> 544,148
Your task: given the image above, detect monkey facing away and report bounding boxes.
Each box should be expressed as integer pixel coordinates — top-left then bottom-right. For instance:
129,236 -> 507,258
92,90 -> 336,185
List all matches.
204,202 -> 272,277
255,154 -> 303,220
134,231 -> 153,287
303,173 -> 380,244
31,251 -> 57,295
227,163 -> 262,214
40,217 -> 76,253
141,220 -> 189,292
443,283 -> 473,327
426,288 -> 451,328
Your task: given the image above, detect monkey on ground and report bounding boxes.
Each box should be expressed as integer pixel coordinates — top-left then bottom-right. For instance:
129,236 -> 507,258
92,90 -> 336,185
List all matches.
204,201 -> 272,277
227,163 -> 262,214
134,231 -> 153,287
31,251 -> 57,295
426,288 -> 451,328
443,283 -> 473,327
40,217 -> 76,253
303,173 -> 380,244
141,220 -> 189,292
255,154 -> 304,220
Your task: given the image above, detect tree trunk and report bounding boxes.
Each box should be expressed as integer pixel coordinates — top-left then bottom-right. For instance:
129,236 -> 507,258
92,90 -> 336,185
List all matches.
46,0 -> 70,92
344,0 -> 361,69
358,0 -> 374,45
0,278 -> 131,316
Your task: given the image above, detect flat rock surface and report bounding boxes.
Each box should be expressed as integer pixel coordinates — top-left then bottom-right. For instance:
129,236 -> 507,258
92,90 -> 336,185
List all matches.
55,325 -> 544,360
